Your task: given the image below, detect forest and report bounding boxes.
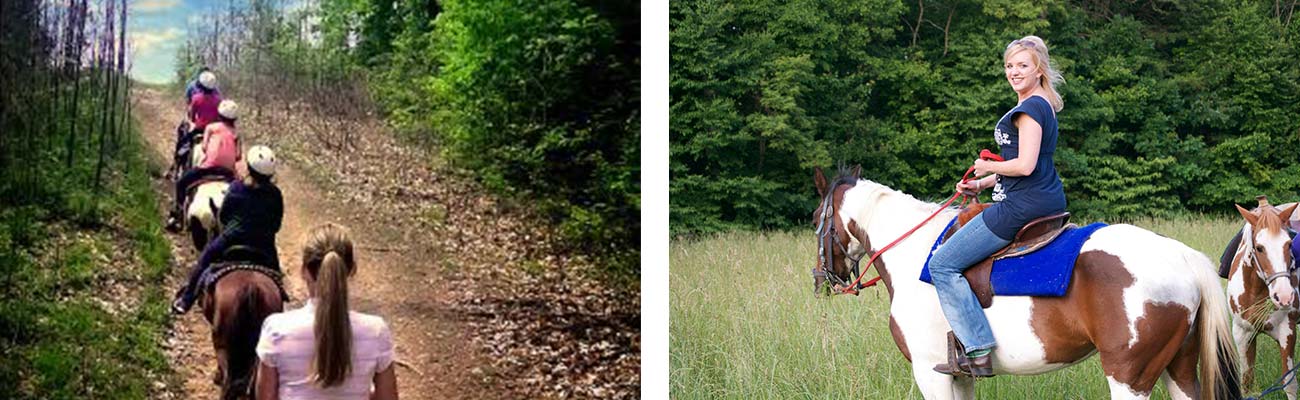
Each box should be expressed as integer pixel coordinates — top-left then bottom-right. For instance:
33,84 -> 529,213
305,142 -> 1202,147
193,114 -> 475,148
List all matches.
176,0 -> 640,271
670,0 -> 1300,235
0,0 -> 641,397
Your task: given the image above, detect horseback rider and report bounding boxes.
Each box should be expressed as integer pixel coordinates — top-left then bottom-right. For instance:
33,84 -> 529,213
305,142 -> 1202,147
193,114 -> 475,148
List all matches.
184,66 -> 220,104
173,70 -> 222,173
930,35 -> 1068,377
255,223 -> 399,400
172,145 -> 284,314
167,99 -> 241,231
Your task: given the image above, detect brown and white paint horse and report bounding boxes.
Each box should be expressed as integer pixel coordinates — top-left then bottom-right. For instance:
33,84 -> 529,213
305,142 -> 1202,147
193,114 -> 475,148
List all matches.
1227,198 -> 1299,398
812,167 -> 1240,400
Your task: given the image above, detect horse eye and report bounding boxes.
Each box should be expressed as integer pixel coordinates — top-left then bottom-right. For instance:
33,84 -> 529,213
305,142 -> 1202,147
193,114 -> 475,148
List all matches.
1256,245 -> 1265,252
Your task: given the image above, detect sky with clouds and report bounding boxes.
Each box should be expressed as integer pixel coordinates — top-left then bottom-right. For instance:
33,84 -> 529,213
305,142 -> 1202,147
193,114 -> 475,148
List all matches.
128,0 -> 198,84
129,0 -> 307,84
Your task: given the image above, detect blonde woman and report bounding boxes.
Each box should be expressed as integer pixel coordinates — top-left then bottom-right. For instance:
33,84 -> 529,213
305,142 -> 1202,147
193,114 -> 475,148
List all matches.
931,35 -> 1068,377
255,223 -> 399,399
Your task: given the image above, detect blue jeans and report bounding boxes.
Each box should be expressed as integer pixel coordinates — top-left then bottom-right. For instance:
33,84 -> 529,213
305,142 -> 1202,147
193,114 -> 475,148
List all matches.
929,212 -> 1010,353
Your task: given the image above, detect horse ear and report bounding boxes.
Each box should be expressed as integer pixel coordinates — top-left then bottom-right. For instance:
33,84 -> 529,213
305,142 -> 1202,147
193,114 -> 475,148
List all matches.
851,165 -> 862,179
814,167 -> 828,197
1278,203 -> 1298,225
1236,204 -> 1259,226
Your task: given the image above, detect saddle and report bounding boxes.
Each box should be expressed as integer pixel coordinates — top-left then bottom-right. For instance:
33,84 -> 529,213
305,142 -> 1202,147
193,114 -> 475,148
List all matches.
198,246 -> 290,302
948,203 -> 1074,308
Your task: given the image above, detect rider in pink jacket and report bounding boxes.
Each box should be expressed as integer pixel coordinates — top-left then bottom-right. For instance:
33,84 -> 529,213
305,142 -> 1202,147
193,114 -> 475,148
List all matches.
167,100 -> 242,231
173,71 -> 222,174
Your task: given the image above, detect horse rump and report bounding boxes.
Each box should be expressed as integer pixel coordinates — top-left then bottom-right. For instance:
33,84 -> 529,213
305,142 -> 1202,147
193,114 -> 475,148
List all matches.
215,272 -> 283,400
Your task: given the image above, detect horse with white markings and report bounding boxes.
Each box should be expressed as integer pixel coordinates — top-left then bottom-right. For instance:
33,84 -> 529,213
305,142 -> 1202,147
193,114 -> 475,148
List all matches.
176,124 -> 230,250
811,166 -> 1241,400
184,176 -> 229,250
1223,197 -> 1298,398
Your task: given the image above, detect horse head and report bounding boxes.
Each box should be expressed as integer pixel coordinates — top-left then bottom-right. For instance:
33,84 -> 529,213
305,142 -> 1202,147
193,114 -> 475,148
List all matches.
1235,195 -> 1299,308
811,165 -> 864,296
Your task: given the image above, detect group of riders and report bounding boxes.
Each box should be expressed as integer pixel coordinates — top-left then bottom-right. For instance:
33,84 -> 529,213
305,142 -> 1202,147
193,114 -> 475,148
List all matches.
166,67 -> 284,315
164,68 -> 399,400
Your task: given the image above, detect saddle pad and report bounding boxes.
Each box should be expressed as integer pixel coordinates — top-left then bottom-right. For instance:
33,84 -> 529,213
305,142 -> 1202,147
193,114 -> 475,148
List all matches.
199,262 -> 289,300
919,217 -> 1108,297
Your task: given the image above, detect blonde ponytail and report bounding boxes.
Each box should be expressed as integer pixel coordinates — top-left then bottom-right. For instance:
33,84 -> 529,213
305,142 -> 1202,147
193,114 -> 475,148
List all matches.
1004,35 -> 1064,112
302,223 -> 355,387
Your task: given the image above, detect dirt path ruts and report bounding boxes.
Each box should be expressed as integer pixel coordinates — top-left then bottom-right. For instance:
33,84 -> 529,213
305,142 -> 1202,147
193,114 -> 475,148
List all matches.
134,87 -> 498,400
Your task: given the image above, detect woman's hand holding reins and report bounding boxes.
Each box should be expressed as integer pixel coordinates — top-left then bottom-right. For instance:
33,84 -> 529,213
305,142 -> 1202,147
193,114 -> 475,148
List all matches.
972,158 -> 996,177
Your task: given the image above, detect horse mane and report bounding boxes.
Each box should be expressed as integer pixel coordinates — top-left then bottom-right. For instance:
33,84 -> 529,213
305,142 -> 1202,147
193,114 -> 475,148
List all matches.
1250,205 -> 1287,233
838,178 -> 950,228
828,165 -> 860,193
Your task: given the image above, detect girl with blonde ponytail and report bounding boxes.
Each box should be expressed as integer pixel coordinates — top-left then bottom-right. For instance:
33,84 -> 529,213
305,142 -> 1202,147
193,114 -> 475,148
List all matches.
255,223 -> 399,400
931,35 -> 1069,377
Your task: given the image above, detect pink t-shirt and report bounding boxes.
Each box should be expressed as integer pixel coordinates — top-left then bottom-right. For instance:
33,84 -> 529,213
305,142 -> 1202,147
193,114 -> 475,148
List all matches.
189,90 -> 222,131
256,300 -> 395,400
200,122 -> 239,170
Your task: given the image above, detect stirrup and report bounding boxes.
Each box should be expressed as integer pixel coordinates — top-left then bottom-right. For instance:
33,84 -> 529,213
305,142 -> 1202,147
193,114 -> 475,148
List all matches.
944,331 -> 971,377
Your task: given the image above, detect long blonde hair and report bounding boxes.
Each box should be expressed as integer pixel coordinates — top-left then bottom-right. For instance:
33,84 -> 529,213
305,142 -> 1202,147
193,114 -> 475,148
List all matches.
302,223 -> 355,387
1003,35 -> 1064,112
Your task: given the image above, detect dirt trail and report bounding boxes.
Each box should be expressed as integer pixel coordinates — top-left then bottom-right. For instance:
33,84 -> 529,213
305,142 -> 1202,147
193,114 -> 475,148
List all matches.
135,88 -> 498,399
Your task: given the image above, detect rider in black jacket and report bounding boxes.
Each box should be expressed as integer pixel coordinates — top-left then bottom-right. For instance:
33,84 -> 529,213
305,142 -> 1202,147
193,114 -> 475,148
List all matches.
172,145 -> 283,314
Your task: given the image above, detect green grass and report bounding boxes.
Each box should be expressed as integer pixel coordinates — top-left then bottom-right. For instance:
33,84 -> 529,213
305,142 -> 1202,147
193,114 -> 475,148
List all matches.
671,214 -> 1294,399
0,120 -> 174,399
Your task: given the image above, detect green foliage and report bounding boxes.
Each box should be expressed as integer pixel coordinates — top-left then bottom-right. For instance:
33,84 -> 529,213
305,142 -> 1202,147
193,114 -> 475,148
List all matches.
671,0 -> 1300,235
0,122 -> 175,399
210,0 -> 640,274
370,0 -> 641,271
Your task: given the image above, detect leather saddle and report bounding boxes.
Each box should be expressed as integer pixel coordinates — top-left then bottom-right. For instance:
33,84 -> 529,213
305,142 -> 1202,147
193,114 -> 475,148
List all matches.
199,245 -> 290,302
947,203 -> 1074,308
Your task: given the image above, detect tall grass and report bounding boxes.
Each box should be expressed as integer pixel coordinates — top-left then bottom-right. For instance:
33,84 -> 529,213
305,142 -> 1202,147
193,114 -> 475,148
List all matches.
671,215 -> 1292,399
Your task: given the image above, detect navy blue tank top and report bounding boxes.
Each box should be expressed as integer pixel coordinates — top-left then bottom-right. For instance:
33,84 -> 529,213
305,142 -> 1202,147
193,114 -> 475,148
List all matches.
980,95 -> 1067,240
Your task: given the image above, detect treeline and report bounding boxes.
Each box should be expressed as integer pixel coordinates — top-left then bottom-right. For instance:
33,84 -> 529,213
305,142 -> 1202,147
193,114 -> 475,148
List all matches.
670,0 -> 1300,235
1,1 -> 174,399
174,0 -> 640,273
2,0 -> 133,211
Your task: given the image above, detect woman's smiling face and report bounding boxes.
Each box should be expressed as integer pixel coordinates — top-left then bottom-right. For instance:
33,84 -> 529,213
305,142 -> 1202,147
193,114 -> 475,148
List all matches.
1004,50 -> 1040,93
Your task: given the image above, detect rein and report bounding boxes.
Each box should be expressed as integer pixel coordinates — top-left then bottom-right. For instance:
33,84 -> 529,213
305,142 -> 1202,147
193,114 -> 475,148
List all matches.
817,150 -> 1003,296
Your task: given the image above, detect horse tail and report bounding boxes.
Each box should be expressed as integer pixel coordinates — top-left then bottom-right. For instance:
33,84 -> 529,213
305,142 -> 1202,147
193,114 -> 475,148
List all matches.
1189,250 -> 1242,400
224,281 -> 275,400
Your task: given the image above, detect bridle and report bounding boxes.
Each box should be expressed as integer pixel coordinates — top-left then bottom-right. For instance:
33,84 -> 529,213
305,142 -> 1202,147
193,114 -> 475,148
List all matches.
812,188 -> 863,292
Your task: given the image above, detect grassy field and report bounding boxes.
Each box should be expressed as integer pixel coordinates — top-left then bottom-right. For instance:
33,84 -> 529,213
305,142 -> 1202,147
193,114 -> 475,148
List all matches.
670,215 -> 1295,399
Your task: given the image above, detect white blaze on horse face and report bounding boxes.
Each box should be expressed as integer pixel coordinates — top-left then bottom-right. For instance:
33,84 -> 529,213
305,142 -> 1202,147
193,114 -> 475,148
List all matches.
1258,229 -> 1297,308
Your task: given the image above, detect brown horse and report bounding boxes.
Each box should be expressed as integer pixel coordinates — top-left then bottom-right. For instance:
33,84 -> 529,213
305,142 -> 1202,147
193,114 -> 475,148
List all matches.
1225,197 -> 1299,398
811,166 -> 1241,399
201,266 -> 284,400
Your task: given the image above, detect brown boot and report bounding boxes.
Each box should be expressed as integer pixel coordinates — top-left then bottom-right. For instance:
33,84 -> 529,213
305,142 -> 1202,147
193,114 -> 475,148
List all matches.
933,331 -> 995,377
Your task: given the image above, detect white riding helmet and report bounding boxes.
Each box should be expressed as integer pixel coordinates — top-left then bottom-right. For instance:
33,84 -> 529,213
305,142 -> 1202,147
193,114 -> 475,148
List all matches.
218,100 -> 239,120
247,145 -> 276,177
198,71 -> 218,90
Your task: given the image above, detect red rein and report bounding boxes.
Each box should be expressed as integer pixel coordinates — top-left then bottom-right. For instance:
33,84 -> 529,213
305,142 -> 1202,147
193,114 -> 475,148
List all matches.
838,150 -> 1004,295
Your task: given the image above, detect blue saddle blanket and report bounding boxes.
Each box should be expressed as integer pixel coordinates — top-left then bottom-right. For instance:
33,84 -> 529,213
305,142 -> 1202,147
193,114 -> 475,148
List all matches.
919,217 -> 1108,297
